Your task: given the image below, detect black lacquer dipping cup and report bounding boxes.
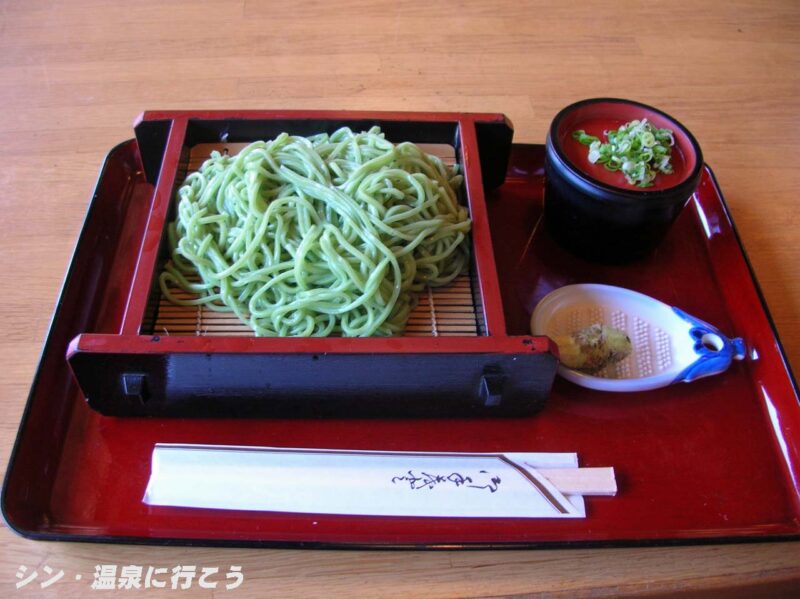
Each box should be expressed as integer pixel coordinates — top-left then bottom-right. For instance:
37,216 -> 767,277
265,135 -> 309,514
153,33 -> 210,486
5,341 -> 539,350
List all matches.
544,98 -> 703,263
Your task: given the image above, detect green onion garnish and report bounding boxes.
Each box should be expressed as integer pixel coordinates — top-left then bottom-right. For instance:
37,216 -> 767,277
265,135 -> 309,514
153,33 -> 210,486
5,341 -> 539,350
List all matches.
572,119 -> 675,188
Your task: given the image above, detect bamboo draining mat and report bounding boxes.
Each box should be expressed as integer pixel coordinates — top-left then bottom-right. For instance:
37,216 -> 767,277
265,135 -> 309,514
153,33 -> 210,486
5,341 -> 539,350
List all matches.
150,141 -> 485,337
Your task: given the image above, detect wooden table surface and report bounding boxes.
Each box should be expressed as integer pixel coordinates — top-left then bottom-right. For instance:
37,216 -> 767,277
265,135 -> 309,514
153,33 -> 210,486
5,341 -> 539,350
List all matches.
1,0 -> 799,596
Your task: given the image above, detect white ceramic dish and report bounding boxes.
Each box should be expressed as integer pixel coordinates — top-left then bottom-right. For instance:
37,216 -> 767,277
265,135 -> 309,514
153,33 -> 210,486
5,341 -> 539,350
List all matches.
530,284 -> 746,392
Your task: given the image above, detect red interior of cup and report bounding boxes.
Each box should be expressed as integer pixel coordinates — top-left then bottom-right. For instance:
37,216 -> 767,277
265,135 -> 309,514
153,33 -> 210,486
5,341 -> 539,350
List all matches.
556,101 -> 698,192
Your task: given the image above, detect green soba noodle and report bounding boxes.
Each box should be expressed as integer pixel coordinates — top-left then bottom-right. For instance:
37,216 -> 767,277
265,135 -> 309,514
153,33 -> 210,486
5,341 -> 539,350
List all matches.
159,126 -> 470,336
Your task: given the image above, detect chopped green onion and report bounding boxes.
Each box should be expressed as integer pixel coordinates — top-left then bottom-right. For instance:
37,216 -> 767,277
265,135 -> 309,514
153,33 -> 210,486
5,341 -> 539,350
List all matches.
571,119 -> 675,188
573,131 -> 600,145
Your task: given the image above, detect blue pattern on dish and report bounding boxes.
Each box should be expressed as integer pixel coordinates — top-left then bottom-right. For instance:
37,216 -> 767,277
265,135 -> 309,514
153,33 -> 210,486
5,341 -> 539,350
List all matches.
672,307 -> 746,384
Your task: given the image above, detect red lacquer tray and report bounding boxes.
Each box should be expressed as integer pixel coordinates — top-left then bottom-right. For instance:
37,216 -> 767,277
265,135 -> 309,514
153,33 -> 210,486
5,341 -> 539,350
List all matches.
3,141 -> 800,547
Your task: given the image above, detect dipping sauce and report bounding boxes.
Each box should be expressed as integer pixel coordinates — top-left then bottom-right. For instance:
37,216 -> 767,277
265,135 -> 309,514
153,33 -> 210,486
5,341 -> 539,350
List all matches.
556,103 -> 696,192
544,98 -> 704,262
